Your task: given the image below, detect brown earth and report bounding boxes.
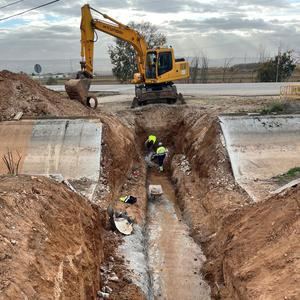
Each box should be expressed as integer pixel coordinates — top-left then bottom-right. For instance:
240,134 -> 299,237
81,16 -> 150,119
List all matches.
0,175 -> 103,299
0,71 -> 299,299
0,70 -> 91,120
205,185 -> 300,300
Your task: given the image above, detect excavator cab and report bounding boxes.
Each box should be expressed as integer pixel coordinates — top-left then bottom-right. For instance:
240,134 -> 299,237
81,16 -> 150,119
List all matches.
144,48 -> 188,83
132,47 -> 189,107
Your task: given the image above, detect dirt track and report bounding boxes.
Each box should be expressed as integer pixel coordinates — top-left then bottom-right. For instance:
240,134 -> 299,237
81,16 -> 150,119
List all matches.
0,72 -> 299,299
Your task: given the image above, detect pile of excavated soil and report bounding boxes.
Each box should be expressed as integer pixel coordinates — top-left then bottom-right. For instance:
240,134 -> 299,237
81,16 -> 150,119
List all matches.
0,70 -> 90,120
0,175 -> 103,299
204,186 -> 300,299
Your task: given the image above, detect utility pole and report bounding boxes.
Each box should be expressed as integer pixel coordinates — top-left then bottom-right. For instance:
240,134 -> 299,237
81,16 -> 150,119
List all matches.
276,46 -> 281,82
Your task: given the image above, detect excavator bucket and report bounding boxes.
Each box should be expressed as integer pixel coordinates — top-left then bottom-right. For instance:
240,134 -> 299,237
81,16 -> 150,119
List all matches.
65,78 -> 90,103
65,78 -> 98,109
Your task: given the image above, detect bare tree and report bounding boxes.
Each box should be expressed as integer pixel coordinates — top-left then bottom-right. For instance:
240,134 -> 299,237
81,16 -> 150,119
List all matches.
190,56 -> 200,83
258,44 -> 271,63
200,53 -> 209,83
2,149 -> 22,175
222,57 -> 234,83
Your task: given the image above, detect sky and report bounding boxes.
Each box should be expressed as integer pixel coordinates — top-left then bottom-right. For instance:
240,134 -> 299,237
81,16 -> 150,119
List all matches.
0,0 -> 300,73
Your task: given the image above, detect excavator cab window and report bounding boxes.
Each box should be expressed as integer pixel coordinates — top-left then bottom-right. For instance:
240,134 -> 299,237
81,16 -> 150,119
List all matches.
158,51 -> 172,76
146,52 -> 157,79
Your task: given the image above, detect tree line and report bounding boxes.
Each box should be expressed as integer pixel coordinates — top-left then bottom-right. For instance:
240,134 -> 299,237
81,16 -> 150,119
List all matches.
108,22 -> 297,83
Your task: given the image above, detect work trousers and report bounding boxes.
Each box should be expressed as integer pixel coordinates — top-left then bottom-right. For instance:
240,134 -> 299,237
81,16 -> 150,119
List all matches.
157,154 -> 166,167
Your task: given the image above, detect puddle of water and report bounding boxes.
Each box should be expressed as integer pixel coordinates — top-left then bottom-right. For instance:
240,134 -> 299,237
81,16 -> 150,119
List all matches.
147,173 -> 211,300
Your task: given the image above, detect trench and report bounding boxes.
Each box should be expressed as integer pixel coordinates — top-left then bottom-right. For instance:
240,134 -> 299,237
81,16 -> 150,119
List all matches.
116,107 -> 227,299
146,171 -> 211,299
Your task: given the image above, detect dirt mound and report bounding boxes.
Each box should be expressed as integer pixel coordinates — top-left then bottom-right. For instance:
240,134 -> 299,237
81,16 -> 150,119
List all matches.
0,175 -> 103,299
204,185 -> 300,299
0,70 -> 90,120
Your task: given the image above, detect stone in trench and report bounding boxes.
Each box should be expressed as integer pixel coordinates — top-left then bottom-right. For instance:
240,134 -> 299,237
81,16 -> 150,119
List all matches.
104,286 -> 113,293
97,291 -> 110,299
108,275 -> 119,282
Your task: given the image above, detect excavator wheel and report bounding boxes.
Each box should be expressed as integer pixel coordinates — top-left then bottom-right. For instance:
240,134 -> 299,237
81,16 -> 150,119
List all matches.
86,95 -> 98,109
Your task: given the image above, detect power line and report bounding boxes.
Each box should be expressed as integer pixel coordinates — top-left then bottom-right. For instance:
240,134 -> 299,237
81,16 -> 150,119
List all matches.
0,0 -> 60,21
0,0 -> 26,10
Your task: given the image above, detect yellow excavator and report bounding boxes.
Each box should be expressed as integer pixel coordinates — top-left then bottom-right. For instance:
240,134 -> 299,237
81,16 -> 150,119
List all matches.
65,4 -> 190,108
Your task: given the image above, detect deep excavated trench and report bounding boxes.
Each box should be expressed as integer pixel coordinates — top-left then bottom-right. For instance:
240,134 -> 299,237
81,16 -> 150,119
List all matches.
115,107 -> 300,300
117,107 -> 219,299
146,172 -> 210,299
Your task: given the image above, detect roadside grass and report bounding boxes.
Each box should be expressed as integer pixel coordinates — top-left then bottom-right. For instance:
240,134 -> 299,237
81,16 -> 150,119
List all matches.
260,102 -> 285,114
273,167 -> 300,183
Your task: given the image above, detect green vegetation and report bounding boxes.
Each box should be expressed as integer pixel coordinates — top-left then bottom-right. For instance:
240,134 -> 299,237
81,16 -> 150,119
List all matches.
108,22 -> 166,82
257,50 -> 296,82
260,102 -> 285,114
46,77 -> 58,85
274,167 -> 300,183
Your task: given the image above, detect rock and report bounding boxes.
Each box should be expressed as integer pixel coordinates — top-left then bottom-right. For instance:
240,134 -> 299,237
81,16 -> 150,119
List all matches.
97,291 -> 110,299
32,187 -> 40,194
108,262 -> 114,271
104,286 -> 113,293
0,253 -> 12,261
108,256 -> 114,262
100,266 -> 107,272
10,240 -> 17,245
108,275 -> 119,282
123,275 -> 133,284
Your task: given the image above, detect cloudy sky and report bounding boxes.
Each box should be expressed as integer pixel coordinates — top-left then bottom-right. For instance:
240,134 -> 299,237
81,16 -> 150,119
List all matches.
0,0 -> 300,73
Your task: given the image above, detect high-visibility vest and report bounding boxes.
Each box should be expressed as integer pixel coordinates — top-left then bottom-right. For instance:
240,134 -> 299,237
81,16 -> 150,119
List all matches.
147,135 -> 156,143
156,146 -> 167,155
120,196 -> 130,203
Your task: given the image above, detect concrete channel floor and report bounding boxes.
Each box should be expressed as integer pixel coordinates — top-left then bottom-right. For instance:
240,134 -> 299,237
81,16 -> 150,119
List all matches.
219,114 -> 300,201
0,118 -> 102,200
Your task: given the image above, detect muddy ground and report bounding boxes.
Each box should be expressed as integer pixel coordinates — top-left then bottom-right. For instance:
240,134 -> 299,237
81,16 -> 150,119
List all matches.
0,72 -> 299,299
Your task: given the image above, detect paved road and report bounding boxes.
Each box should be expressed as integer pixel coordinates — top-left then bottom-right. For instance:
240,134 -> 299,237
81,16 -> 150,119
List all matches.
47,82 -> 299,96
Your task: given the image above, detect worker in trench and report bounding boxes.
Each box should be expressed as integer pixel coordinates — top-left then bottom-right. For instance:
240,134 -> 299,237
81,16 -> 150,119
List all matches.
145,134 -> 157,152
153,142 -> 168,172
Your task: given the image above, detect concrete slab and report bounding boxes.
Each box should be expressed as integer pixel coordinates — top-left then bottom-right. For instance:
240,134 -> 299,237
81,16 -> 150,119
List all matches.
0,119 -> 102,200
271,178 -> 300,195
219,114 -> 300,201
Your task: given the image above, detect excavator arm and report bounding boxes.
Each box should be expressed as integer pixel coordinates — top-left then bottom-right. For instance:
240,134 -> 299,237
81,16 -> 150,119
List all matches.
80,4 -> 148,81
